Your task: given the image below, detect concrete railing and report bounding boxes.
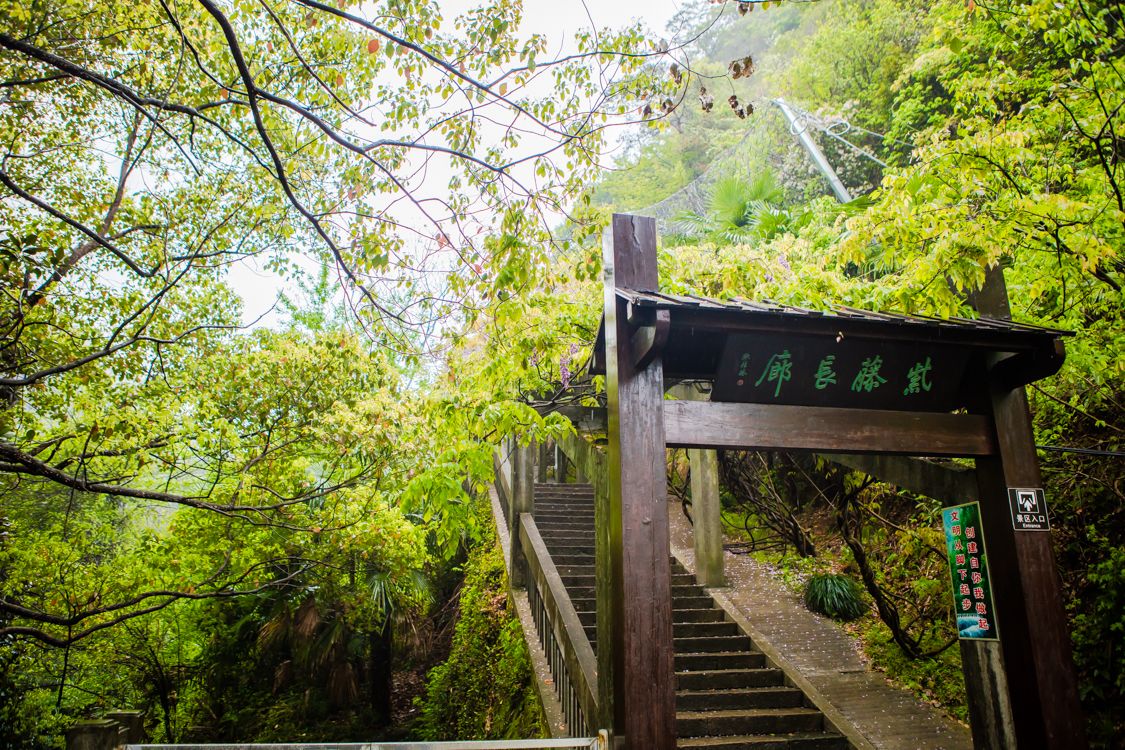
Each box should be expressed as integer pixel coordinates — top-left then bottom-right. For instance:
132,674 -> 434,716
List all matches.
128,739 -> 606,750
519,514 -> 599,736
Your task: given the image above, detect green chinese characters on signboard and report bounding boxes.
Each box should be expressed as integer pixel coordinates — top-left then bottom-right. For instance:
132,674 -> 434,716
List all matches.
942,502 -> 999,641
712,332 -> 972,411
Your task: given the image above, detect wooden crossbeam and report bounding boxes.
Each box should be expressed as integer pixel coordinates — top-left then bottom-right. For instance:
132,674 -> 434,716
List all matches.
663,400 -> 997,457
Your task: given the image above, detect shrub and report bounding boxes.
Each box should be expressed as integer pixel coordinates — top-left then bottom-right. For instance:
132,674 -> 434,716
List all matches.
803,573 -> 866,621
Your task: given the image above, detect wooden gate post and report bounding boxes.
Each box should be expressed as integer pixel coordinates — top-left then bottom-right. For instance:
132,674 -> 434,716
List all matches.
972,388 -> 1086,749
669,385 -> 725,588
970,268 -> 1086,749
688,447 -> 725,588
600,214 -> 676,749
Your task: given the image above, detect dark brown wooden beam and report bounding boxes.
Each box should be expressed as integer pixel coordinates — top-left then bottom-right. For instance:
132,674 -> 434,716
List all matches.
971,268 -> 1087,750
663,400 -> 997,457
602,214 -> 676,750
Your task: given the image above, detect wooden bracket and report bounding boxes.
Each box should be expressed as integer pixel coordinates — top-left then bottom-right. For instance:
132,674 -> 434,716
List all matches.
990,338 -> 1065,390
630,309 -> 670,371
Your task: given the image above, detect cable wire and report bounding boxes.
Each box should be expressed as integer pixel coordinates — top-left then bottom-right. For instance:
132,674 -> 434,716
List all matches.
1036,445 -> 1125,458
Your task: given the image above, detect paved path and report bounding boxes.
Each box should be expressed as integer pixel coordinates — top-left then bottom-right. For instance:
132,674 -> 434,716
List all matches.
667,499 -> 973,750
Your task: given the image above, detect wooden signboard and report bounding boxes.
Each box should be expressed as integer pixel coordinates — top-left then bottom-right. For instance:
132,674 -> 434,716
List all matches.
711,331 -> 970,411
943,502 -> 999,640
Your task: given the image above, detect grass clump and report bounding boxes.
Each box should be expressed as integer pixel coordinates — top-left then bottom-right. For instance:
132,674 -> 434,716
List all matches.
803,573 -> 866,621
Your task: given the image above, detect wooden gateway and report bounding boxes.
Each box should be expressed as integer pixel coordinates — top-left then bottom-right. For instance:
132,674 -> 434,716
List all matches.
589,213 -> 1085,750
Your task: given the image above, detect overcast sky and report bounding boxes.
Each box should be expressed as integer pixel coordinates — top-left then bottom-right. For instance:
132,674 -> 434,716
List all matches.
231,0 -> 688,326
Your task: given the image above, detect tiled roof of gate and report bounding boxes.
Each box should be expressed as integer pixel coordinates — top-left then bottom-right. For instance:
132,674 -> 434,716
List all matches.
617,289 -> 1070,345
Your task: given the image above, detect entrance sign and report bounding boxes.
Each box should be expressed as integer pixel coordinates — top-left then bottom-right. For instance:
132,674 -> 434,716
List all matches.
1008,487 -> 1050,531
942,502 -> 999,640
713,332 -> 969,410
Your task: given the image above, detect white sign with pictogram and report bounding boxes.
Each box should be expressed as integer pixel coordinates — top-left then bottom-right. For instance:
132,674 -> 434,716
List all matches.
1008,487 -> 1050,531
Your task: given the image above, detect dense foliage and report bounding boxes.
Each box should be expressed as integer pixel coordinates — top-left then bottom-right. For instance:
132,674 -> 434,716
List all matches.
416,526 -> 544,741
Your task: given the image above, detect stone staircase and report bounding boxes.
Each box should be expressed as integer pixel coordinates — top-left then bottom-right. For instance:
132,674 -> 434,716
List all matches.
532,483 -> 849,750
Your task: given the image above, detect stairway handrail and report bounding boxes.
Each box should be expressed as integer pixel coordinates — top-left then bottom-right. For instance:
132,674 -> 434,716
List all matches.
519,513 -> 599,734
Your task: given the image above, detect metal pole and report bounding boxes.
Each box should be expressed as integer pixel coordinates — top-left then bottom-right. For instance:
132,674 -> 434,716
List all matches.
773,98 -> 853,203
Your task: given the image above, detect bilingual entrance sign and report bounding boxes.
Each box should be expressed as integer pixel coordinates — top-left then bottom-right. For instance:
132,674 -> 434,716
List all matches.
1008,487 -> 1051,531
942,502 -> 999,641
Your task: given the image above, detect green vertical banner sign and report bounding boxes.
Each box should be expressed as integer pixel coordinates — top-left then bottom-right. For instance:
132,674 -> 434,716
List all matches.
942,502 -> 1000,641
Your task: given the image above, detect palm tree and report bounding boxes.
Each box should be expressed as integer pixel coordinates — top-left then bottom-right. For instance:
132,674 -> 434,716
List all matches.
674,172 -> 806,245
257,564 -> 432,722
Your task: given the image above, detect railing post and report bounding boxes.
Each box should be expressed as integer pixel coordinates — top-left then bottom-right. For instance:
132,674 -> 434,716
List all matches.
104,711 -> 145,744
511,440 -> 535,588
504,437 -> 517,522
688,447 -> 725,587
555,443 -> 572,484
66,720 -> 122,750
538,440 -> 550,483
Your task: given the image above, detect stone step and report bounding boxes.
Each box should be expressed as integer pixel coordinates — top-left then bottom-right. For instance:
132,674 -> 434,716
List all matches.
534,492 -> 593,499
676,732 -> 849,750
535,520 -> 594,530
675,621 -> 744,639
673,609 -> 727,623
677,668 -> 785,691
533,513 -> 595,522
569,628 -> 756,652
676,686 -> 805,712
673,595 -> 717,610
673,583 -> 710,597
674,634 -> 755,653
553,554 -> 597,566
534,531 -> 594,540
534,502 -> 595,508
535,492 -> 598,499
555,564 -> 594,577
534,503 -> 594,511
676,652 -> 765,672
541,543 -> 595,555
537,528 -> 594,538
676,708 -> 825,738
543,544 -> 595,555
560,577 -> 595,593
535,528 -> 598,539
